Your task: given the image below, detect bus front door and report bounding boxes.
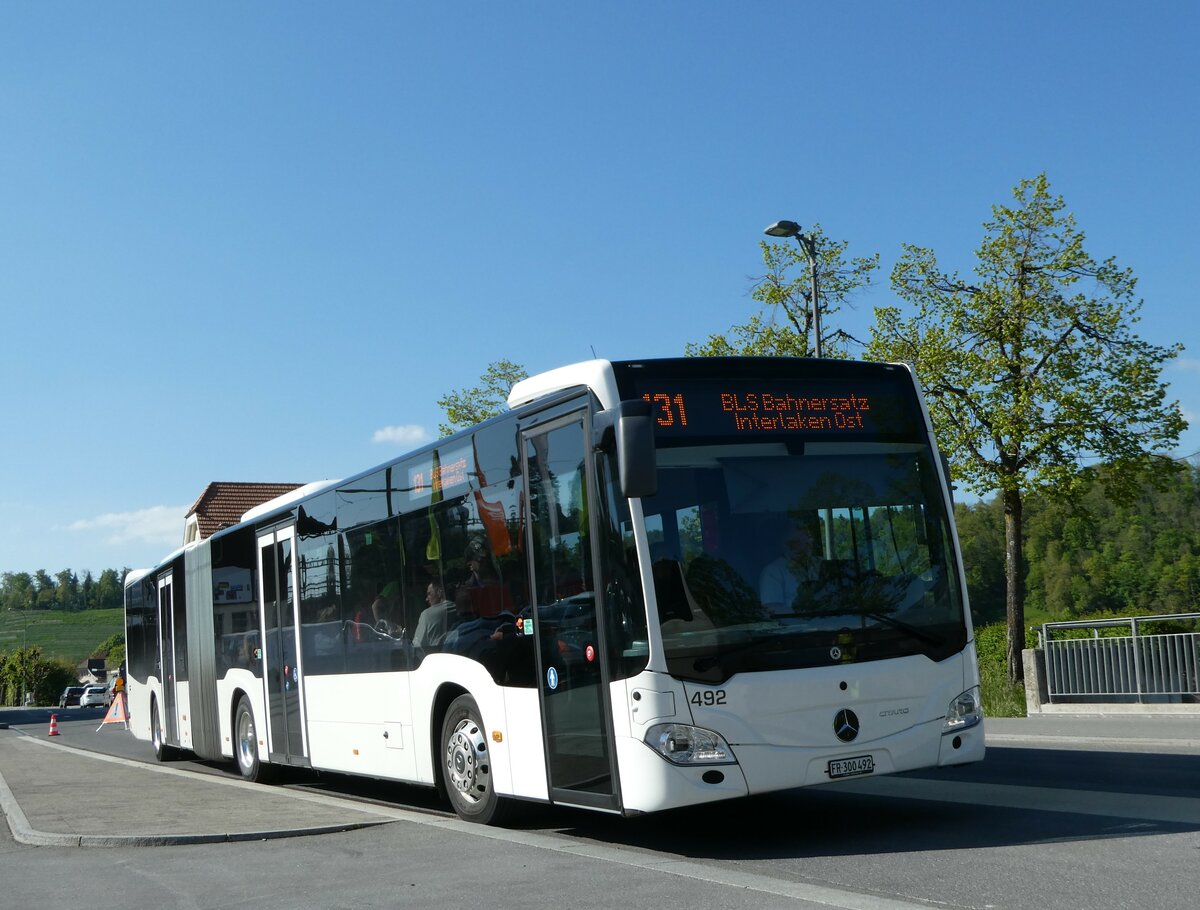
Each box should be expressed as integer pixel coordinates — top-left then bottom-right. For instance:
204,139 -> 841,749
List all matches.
523,414 -> 620,812
256,525 -> 309,767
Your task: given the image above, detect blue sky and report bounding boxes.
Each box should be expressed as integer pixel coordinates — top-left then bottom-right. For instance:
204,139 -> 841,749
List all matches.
2,3 -> 1198,578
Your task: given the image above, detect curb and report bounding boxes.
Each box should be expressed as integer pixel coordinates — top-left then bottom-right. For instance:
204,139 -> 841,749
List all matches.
0,733 -> 394,848
0,759 -> 389,847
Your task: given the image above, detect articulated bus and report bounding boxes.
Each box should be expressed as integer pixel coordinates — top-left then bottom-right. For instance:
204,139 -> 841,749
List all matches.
123,357 -> 983,823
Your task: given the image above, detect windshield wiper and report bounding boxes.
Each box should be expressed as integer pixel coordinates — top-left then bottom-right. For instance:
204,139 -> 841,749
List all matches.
689,631 -> 799,673
861,611 -> 943,647
782,607 -> 944,647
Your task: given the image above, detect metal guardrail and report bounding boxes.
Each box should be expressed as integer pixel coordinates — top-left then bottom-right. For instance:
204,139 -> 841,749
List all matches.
1041,613 -> 1200,703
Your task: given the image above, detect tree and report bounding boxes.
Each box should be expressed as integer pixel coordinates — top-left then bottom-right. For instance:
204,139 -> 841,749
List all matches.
687,226 -> 879,358
1020,463 -> 1200,618
436,359 -> 529,436
55,569 -> 79,611
953,497 -> 1006,625
33,570 -> 56,610
868,174 -> 1187,682
1,572 -> 35,612
0,645 -> 75,706
95,569 -> 124,611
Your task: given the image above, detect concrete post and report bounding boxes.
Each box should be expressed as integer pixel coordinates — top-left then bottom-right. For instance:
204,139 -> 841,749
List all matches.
1022,648 -> 1048,714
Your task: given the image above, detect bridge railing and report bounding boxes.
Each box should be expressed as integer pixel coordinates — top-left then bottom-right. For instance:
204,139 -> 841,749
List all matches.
1040,613 -> 1200,704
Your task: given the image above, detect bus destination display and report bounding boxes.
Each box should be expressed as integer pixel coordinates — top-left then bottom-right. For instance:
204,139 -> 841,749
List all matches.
634,378 -> 919,440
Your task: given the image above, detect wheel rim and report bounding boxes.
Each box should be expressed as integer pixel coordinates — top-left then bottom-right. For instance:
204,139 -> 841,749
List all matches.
445,717 -> 490,807
151,704 -> 162,751
237,708 -> 256,772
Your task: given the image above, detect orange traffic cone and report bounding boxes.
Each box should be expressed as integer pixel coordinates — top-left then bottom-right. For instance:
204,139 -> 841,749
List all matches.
48,713 -> 61,736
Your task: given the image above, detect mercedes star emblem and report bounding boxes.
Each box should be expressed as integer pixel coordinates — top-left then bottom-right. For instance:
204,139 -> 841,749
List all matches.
834,708 -> 860,743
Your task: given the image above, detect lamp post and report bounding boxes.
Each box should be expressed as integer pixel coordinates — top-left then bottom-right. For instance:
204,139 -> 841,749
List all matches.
764,220 -> 822,358
764,220 -> 835,558
20,611 -> 29,706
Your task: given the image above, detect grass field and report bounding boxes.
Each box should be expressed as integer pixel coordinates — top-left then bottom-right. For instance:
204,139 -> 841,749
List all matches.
0,608 -> 124,664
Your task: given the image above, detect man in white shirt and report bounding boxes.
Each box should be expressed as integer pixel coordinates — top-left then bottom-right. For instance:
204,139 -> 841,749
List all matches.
759,524 -> 823,611
413,581 -> 458,651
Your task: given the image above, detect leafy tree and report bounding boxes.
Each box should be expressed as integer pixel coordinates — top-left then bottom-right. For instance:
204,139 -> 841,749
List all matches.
687,226 -> 879,358
55,569 -> 79,611
1004,463 -> 1200,621
92,632 -> 126,670
436,359 -> 529,436
95,569 -> 124,611
33,570 -> 56,610
953,497 -> 1006,625
0,645 -> 75,706
1,572 -> 36,612
868,174 -> 1187,681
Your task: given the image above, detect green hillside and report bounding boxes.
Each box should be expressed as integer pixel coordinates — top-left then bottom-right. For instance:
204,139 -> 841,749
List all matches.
0,608 -> 124,664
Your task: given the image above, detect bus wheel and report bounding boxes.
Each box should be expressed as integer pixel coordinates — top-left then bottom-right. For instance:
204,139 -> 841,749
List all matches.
150,697 -> 177,762
234,696 -> 275,783
441,695 -> 508,825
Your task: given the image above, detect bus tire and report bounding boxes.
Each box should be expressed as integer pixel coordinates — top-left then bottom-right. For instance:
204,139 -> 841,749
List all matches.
150,697 -> 177,762
441,694 -> 509,825
234,695 -> 275,783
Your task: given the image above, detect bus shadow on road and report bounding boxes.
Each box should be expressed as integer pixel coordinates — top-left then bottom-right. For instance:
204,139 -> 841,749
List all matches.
533,746 -> 1200,860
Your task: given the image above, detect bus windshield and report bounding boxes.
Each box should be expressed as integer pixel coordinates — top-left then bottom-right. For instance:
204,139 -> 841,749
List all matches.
641,440 -> 967,684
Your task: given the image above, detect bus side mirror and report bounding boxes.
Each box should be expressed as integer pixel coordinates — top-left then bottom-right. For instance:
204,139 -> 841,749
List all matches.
614,400 -> 658,499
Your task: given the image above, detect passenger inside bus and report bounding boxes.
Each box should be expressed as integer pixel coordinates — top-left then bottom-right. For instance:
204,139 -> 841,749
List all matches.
413,580 -> 457,651
758,519 -> 824,612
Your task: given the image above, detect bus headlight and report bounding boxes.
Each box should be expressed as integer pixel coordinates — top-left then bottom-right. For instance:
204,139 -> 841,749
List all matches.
645,723 -> 737,765
943,687 -> 982,734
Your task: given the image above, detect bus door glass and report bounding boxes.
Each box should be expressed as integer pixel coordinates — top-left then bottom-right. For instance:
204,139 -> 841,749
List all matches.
522,413 -> 619,811
156,570 -> 177,743
256,525 -> 308,765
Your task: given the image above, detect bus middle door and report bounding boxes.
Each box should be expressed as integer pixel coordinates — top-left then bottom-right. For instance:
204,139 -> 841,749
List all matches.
256,525 -> 310,767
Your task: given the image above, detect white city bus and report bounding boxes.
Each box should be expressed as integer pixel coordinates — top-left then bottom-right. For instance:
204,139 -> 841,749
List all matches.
123,357 -> 983,823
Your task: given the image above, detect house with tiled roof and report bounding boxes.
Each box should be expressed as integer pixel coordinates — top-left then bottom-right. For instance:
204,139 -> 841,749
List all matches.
183,482 -> 303,545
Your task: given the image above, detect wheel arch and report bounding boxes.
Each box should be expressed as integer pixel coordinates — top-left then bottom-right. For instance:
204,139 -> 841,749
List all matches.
429,682 -> 469,799
229,686 -> 253,745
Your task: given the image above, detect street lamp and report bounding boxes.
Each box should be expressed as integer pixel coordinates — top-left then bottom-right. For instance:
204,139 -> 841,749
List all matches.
764,220 -> 822,358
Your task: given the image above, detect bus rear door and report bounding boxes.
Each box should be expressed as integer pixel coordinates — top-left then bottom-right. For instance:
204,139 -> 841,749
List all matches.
156,568 -> 179,745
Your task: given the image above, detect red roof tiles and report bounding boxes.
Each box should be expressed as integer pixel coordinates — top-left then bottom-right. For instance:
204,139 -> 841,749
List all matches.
185,482 -> 303,539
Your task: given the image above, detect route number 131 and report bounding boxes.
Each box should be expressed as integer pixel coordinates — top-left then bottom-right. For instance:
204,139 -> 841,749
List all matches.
642,392 -> 688,428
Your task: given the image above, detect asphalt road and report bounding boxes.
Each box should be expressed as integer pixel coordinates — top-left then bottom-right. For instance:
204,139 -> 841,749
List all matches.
2,708 -> 1198,910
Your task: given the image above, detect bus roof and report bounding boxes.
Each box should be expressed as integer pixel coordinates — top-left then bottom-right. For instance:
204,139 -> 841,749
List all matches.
508,359 -> 619,410
240,479 -> 341,525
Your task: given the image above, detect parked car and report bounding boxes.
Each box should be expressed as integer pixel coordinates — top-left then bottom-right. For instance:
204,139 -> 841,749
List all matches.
58,686 -> 85,708
79,685 -> 107,708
